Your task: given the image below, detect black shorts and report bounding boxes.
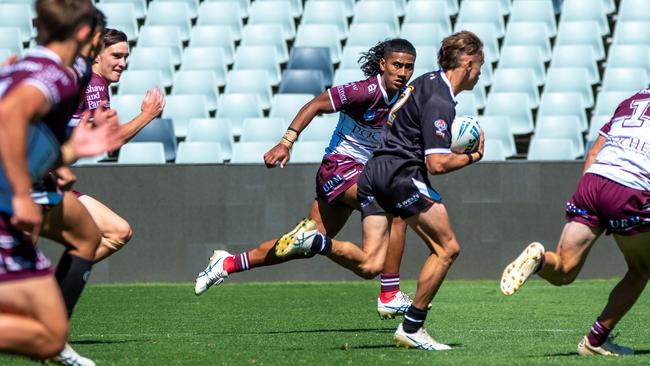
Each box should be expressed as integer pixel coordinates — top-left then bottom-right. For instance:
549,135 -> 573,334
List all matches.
357,156 -> 442,219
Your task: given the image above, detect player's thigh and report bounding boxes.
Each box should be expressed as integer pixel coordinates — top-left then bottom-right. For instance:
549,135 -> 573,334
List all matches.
555,221 -> 602,272
78,194 -> 130,238
406,202 -> 458,255
310,197 -> 353,238
614,232 -> 650,278
41,192 -> 101,246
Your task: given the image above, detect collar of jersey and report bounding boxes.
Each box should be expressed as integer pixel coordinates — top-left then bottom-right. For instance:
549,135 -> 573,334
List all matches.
438,70 -> 457,105
375,74 -> 401,106
26,46 -> 63,65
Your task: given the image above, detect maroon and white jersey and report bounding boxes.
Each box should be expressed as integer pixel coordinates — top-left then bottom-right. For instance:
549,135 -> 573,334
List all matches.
326,75 -> 400,164
589,88 -> 650,191
69,72 -> 110,128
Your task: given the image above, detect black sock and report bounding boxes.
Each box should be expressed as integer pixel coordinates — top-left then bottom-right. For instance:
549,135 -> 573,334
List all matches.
55,252 -> 93,318
402,305 -> 428,333
310,233 -> 332,255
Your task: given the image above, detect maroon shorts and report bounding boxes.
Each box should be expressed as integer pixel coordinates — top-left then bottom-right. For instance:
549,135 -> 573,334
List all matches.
315,153 -> 365,204
0,214 -> 51,282
566,173 -> 650,236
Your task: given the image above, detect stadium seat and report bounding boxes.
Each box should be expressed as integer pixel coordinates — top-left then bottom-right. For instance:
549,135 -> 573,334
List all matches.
189,26 -> 236,65
607,45 -> 650,75
130,118 -> 177,162
479,61 -> 494,86
556,21 -> 605,60
241,24 -> 289,63
619,0 -> 650,21
230,142 -> 275,164
301,1 -> 349,40
333,68 -> 366,86
587,115 -> 611,141
455,93 -> 478,117
400,23 -> 446,48
96,3 -> 139,41
561,0 -> 609,35
111,95 -> 143,122
248,1 -> 296,40
491,69 -> 539,108
172,70 -> 220,111
299,116 -> 338,142
180,47 -> 228,87
290,141 -> 327,163
197,2 -> 243,41
204,0 -> 250,18
100,0 -> 147,19
278,70 -> 325,95
118,70 -> 164,95
527,137 -> 576,161
225,70 -> 273,110
469,78 -> 487,109
602,67 -> 650,92
339,46 -> 368,70
233,46 -> 282,86
361,0 -> 406,17
509,0 -> 557,37
73,153 -> 108,166
403,1 -> 452,34
465,0 -> 510,15
535,116 -> 585,158
258,0 -> 303,17
479,116 -> 516,157
1,0 -> 36,18
162,95 -> 209,138
216,94 -> 264,136
0,4 -> 33,42
240,117 -> 285,142
294,25 -> 342,63
544,68 -> 594,108
503,22 -> 552,62
346,23 -> 395,48
144,2 -> 192,41
128,47 -> 174,87
352,1 -> 400,36
137,26 -> 183,65
484,92 -> 534,135
454,22 -> 499,63
0,49 -> 12,62
498,46 -> 546,86
286,47 -> 333,86
481,139 -> 507,161
446,0 -> 459,15
309,0 -> 354,17
154,0 -> 199,18
593,91 -> 631,118
186,118 -> 235,160
118,142 -> 166,164
175,142 -> 224,164
549,45 -> 600,84
0,27 -> 23,57
270,94 -> 314,120
538,92 -> 588,132
413,46 -> 438,71
612,21 -> 650,47
456,0 -> 505,37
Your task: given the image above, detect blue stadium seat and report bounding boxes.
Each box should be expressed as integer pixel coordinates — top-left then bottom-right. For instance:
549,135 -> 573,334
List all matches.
455,93 -> 478,117
527,137 -> 576,161
204,0 -> 250,18
216,94 -> 264,136
0,4 -> 34,42
96,3 -> 139,41
561,0 -> 609,35
509,0 -> 557,37
180,47 -> 228,87
498,46 -> 546,86
479,116 -> 516,157
1,0 -> 36,19
301,1 -> 349,40
0,27 -> 23,57
484,92 -> 534,135
310,0 -> 355,17
286,47 -> 333,86
360,0 -> 406,17
549,45 -> 600,84
290,141 -> 327,163
241,24 -> 289,63
240,117 -> 285,142
456,0 -> 505,37
339,46 -> 367,70
118,70 -> 164,95
189,26 -> 235,65
454,22 -> 499,63
270,94 -> 314,120
186,118 -> 235,160
545,68 -> 594,108
144,2 -> 192,41
400,23 -> 447,48
73,153 -> 108,166
593,91 -> 631,118
299,116 -> 338,142
403,0 -> 452,34
111,95 -> 143,123
100,0 -> 147,19
128,47 -> 174,87
352,1 -> 400,36
346,23 -> 395,48
137,26 -> 183,65
587,115 -> 611,141
257,0 -> 303,17
481,139 -> 506,161
503,22 -> 552,62
294,25 -> 341,63
465,0 -> 510,15
602,67 -> 650,92
470,78 -> 487,109
230,142 -> 275,164
612,21 -> 650,47
413,46 -> 438,71
118,142 -> 166,164
556,21 -> 605,60
278,70 -> 326,95
154,0 -> 199,18
224,70 -> 273,110
0,48 -> 12,62
619,0 -> 650,21
248,1 -> 296,40
607,45 -> 650,75
535,116 -> 585,158
162,95 -> 209,138
197,2 -> 243,41
172,70 -> 220,111
491,69 -> 539,108
332,69 -> 366,87
131,118 -> 177,162
538,92 -> 588,132
175,142 -> 224,164
234,46 -> 282,86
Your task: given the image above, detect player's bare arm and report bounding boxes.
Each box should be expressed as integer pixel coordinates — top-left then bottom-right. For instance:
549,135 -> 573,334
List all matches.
582,135 -> 605,174
425,130 -> 484,175
118,86 -> 165,142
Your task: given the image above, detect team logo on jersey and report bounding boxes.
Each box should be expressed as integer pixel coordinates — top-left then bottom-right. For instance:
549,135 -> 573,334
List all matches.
367,83 -> 377,93
434,119 -> 447,136
429,73 -> 437,80
363,109 -> 376,121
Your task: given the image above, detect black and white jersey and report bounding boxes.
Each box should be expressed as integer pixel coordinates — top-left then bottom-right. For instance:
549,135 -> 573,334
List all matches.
373,70 -> 457,167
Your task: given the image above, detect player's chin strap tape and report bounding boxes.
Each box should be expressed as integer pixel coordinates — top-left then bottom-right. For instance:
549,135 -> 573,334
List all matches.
279,128 -> 299,149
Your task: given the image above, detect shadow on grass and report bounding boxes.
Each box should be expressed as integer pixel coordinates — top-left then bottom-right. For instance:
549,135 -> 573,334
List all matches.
544,349 -> 650,357
330,342 -> 464,351
245,327 -> 396,335
71,339 -> 146,345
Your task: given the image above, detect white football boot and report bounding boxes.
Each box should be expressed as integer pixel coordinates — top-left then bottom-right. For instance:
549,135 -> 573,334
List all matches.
194,250 -> 231,295
274,218 -> 319,257
577,336 -> 634,356
394,323 -> 451,351
51,343 -> 95,366
377,291 -> 414,319
500,242 -> 545,296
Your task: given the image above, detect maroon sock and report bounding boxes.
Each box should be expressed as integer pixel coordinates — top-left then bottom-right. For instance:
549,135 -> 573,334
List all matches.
379,273 -> 400,302
587,319 -> 611,347
223,252 -> 251,274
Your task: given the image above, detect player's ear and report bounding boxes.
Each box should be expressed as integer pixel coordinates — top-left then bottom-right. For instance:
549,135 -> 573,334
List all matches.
75,24 -> 92,45
379,57 -> 387,72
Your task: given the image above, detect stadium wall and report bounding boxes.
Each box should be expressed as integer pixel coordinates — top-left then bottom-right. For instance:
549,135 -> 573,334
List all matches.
39,162 -> 626,284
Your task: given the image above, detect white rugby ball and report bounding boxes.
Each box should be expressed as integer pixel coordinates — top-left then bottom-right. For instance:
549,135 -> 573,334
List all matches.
450,115 -> 481,153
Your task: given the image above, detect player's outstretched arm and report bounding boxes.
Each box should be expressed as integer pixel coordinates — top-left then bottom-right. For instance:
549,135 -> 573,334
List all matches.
119,86 -> 166,143
264,91 -> 334,168
425,130 -> 484,175
583,135 -> 605,174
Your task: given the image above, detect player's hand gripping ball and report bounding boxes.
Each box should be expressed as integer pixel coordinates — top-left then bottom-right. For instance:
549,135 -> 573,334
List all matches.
450,115 -> 481,153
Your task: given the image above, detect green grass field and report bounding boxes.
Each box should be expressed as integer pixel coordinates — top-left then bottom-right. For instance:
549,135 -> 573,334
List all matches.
2,279 -> 649,365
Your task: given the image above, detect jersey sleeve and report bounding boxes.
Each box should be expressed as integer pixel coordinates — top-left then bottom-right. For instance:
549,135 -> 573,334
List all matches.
420,96 -> 455,155
23,70 -> 60,105
327,80 -> 373,113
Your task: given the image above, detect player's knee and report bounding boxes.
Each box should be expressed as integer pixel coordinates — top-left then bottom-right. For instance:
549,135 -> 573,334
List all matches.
32,330 -> 66,359
358,262 -> 383,279
107,220 -> 132,247
439,242 -> 460,265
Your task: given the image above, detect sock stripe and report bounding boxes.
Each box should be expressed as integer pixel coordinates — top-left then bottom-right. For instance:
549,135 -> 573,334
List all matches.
404,315 -> 424,323
381,279 -> 400,285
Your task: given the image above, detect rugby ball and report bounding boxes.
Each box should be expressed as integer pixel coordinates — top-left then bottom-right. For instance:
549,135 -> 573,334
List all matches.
450,115 -> 481,153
